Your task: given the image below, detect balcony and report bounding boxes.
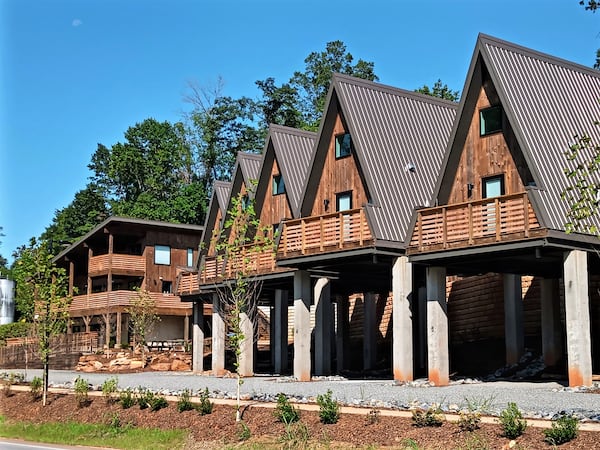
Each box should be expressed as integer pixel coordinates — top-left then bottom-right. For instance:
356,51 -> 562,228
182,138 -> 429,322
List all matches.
88,254 -> 145,276
176,268 -> 199,296
277,208 -> 374,259
69,290 -> 191,315
408,192 -> 546,254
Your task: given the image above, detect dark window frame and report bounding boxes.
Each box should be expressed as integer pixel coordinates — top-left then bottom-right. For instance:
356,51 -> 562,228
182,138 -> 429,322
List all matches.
272,174 -> 285,195
479,105 -> 503,136
335,133 -> 353,159
336,191 -> 353,211
482,174 -> 505,198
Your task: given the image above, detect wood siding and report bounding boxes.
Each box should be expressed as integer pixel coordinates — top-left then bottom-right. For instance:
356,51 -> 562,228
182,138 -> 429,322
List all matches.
260,157 -> 292,236
69,290 -> 191,317
207,208 -> 223,256
311,112 -> 369,216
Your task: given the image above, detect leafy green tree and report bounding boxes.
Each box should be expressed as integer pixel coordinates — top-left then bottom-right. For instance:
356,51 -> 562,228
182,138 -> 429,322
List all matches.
127,288 -> 160,365
579,1 -> 600,68
10,237 -> 71,406
415,79 -> 460,101
289,40 -> 378,130
255,77 -> 303,130
89,118 -> 206,224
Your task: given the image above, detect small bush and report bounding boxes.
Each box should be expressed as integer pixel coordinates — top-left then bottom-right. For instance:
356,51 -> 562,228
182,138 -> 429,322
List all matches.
119,388 -> 135,409
238,421 -> 251,441
498,402 -> 527,439
366,408 -> 380,425
0,322 -> 31,345
30,376 -> 43,400
74,376 -> 90,408
274,393 -> 300,424
280,421 -> 310,448
458,410 -> 481,432
544,414 -> 579,445
149,394 -> 168,412
316,389 -> 340,424
412,407 -> 444,427
197,387 -> 213,415
177,389 -> 195,413
101,377 -> 119,404
136,388 -> 153,410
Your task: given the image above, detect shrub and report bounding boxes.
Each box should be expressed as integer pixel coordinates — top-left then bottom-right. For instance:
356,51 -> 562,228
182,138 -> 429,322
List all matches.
0,322 -> 31,345
119,388 -> 135,409
458,410 -> 481,432
316,389 -> 340,424
238,421 -> 251,441
412,407 -> 444,427
149,394 -> 168,412
280,421 -> 310,448
136,388 -> 153,409
30,376 -> 42,400
74,376 -> 90,408
101,377 -> 119,404
274,393 -> 300,424
1,372 -> 23,397
544,414 -> 579,445
366,408 -> 380,425
197,387 -> 213,415
177,389 -> 195,413
498,402 -> 527,439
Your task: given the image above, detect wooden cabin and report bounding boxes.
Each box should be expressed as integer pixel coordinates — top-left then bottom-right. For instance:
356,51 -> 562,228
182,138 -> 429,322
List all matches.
53,217 -> 204,348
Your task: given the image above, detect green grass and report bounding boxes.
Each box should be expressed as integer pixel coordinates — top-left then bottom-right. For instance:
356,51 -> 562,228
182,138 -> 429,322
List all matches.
0,415 -> 187,450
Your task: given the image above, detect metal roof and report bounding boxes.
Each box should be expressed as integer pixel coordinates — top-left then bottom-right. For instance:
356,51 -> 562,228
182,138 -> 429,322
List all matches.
301,73 -> 457,245
435,33 -> 600,236
214,180 -> 231,214
200,180 -> 231,251
237,152 -> 262,191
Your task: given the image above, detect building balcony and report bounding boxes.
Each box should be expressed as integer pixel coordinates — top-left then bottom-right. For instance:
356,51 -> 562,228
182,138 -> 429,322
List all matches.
277,207 -> 374,259
407,192 -> 547,254
176,268 -> 199,296
88,254 -> 145,276
69,290 -> 191,316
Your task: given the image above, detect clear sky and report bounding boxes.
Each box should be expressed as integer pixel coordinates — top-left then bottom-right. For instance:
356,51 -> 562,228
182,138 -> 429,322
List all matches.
1,0 -> 598,262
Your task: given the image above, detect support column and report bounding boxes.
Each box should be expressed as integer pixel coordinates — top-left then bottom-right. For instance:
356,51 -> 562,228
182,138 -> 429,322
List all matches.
68,260 -> 74,297
212,293 -> 226,375
183,314 -> 190,341
116,311 -> 122,347
563,250 -> 592,386
426,266 -> 449,386
273,289 -> 289,374
541,278 -> 562,367
392,256 -> 413,381
418,285 -> 427,371
293,270 -> 312,381
314,278 -> 332,375
363,292 -> 377,371
192,302 -> 204,372
239,310 -> 254,377
336,295 -> 349,372
504,273 -> 524,365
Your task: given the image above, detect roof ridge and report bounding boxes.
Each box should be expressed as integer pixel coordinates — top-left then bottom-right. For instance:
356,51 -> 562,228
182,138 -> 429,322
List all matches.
269,123 -> 317,139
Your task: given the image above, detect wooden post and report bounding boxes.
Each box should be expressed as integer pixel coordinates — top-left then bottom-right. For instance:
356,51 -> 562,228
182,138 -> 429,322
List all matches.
523,193 -> 530,237
495,198 -> 501,241
320,217 -> 324,251
442,207 -> 447,248
468,203 -> 474,244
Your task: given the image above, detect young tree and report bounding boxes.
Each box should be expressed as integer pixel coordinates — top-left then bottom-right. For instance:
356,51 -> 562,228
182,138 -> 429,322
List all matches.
415,79 -> 461,101
11,238 -> 71,406
127,288 -> 160,365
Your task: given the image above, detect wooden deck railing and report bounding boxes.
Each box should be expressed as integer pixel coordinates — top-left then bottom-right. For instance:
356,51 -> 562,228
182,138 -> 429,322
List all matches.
69,290 -> 190,314
408,192 -> 545,253
176,268 -> 199,295
277,208 -> 373,258
198,245 -> 282,284
88,254 -> 145,274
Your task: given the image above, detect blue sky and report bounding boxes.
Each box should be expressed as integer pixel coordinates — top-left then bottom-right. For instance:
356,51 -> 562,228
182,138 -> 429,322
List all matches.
1,0 -> 598,262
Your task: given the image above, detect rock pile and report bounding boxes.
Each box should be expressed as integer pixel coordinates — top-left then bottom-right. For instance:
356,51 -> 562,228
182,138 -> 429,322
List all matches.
75,350 -> 192,373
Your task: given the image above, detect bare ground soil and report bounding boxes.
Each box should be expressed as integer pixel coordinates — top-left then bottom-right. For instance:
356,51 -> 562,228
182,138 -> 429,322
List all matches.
1,389 -> 600,449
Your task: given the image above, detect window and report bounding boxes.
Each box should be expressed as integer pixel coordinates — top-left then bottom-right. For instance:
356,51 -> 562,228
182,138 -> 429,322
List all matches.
154,245 -> 171,265
336,191 -> 352,211
482,175 -> 505,198
273,223 -> 280,238
335,133 -> 352,158
272,174 -> 285,195
480,106 -> 502,136
161,280 -> 172,294
187,248 -> 194,267
241,194 -> 250,211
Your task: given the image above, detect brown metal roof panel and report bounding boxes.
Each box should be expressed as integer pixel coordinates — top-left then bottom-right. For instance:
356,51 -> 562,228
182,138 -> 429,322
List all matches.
335,77 -> 457,243
482,37 -> 600,232
213,181 -> 231,214
238,152 -> 262,187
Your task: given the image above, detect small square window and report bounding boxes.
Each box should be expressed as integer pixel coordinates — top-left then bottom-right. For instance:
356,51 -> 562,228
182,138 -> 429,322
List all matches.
154,245 -> 171,265
335,133 -> 352,158
272,174 -> 285,195
161,280 -> 172,294
480,106 -> 502,136
336,191 -> 352,211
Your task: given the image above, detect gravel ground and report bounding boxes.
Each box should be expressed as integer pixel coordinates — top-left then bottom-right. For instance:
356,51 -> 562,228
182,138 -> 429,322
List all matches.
8,369 -> 600,421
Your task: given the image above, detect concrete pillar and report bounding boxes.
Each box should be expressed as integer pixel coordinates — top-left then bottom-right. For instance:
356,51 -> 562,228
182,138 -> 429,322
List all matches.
363,292 -> 377,371
293,270 -> 311,381
273,289 -> 289,374
116,311 -> 122,347
212,293 -> 226,374
314,278 -> 332,375
192,302 -> 204,373
239,310 -> 254,377
563,250 -> 592,386
392,256 -> 413,381
418,285 -> 427,371
336,296 -> 349,372
426,266 -> 449,386
504,273 -> 524,365
541,278 -> 563,367
183,314 -> 190,341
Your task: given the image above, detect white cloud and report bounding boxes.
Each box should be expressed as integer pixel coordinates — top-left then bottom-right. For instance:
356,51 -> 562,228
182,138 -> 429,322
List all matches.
72,19 -> 83,27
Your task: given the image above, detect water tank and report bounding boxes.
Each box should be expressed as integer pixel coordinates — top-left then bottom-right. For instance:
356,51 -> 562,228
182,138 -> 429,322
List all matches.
0,278 -> 15,325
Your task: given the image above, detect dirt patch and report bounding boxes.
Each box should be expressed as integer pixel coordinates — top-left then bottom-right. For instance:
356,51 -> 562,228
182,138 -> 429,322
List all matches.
1,390 -> 599,449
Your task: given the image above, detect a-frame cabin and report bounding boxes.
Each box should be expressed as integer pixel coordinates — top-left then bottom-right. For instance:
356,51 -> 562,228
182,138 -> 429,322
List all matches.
276,73 -> 457,381
407,34 -> 600,386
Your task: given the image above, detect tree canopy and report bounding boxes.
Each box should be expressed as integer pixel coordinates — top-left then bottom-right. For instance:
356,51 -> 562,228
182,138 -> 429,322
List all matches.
415,79 -> 460,102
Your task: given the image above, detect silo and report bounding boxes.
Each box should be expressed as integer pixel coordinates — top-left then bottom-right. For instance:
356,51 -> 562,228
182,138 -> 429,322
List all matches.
0,278 -> 15,325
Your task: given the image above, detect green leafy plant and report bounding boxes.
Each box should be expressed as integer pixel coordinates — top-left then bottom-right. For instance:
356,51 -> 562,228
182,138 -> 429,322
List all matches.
177,389 -> 195,413
366,408 -> 380,425
101,376 -> 119,404
74,376 -> 90,408
119,388 -> 136,409
458,410 -> 481,432
316,389 -> 340,424
30,376 -> 43,400
279,420 -> 310,449
498,402 -> 527,439
149,394 -> 168,412
136,387 -> 153,410
412,406 -> 444,427
237,421 -> 251,441
197,387 -> 213,415
274,393 -> 300,424
401,438 -> 422,450
544,414 -> 579,445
